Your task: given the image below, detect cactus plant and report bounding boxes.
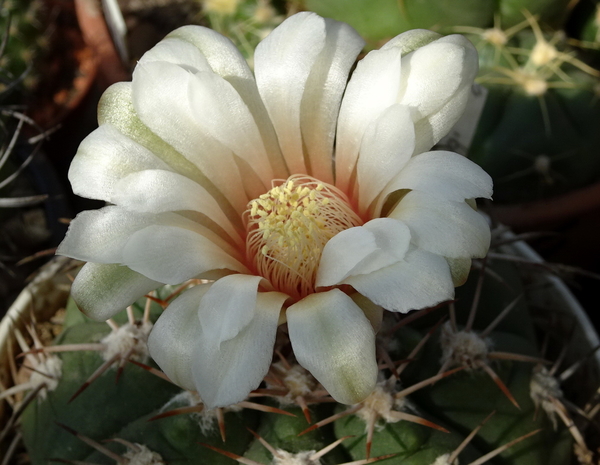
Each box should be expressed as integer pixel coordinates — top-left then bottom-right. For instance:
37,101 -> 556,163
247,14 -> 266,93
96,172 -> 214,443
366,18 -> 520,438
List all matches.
302,0 -> 580,48
2,232 -> 596,464
1,8 -> 599,465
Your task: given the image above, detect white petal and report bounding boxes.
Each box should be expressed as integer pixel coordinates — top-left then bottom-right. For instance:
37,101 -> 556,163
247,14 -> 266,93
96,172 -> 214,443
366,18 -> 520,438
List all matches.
192,291 -> 288,408
255,12 -> 326,174
343,247 -> 454,313
187,71 -> 273,186
68,125 -> 172,202
316,227 -> 376,287
167,25 -> 254,81
335,46 -> 402,192
397,35 -> 478,152
397,41 -> 464,118
112,169 -> 242,245
287,289 -> 377,404
57,206 -> 240,267
300,18 -> 365,183
70,262 -> 162,322
357,104 -> 415,212
138,37 -> 212,72
131,61 -> 248,213
168,26 -> 288,179
122,225 -> 247,284
381,150 -> 493,204
197,274 -> 264,347
56,206 -> 157,263
389,191 -> 491,259
97,83 -> 243,228
317,218 -> 411,286
148,283 -> 211,391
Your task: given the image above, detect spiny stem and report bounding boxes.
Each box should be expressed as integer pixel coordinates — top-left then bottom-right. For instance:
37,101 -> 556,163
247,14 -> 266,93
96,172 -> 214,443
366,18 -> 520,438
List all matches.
447,411 -> 496,464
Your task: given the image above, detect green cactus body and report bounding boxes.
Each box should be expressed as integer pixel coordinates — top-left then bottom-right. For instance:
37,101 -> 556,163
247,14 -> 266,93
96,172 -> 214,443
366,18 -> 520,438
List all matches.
244,405 -> 350,464
499,0 -> 574,29
15,257 -> 578,464
303,0 -> 494,47
468,25 -> 600,203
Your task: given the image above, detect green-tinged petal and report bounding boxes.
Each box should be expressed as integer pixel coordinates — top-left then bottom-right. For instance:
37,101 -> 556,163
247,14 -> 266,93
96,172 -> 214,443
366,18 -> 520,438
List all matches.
97,82 -> 242,228
70,262 -> 161,321
287,289 -> 378,404
131,61 -> 249,213
446,257 -> 472,287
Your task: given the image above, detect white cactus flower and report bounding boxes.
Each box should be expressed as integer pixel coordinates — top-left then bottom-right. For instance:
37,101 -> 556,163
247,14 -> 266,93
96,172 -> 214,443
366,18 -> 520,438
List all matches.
57,12 -> 492,408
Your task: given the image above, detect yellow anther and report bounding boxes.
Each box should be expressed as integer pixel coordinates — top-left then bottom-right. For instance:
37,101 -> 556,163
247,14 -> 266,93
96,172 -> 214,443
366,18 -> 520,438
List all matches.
245,175 -> 362,299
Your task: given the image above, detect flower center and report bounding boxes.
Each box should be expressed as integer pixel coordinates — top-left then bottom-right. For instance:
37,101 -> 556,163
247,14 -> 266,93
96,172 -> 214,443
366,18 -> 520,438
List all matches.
245,175 -> 362,299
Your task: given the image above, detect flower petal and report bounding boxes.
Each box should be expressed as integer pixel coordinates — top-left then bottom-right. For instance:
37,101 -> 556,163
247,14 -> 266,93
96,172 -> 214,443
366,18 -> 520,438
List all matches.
97,83 -> 242,227
168,25 -> 288,179
383,150 -> 492,202
131,60 -> 248,213
187,70 -> 273,187
71,262 -> 162,321
57,206 -> 240,268
68,124 -> 172,202
335,46 -> 402,192
255,12 -> 326,174
395,35 -> 478,153
197,274 -> 265,347
122,225 -> 247,284
287,289 -> 378,404
389,191 -> 491,259
112,169 -> 242,246
148,283 -> 211,391
380,29 -> 440,56
316,228 -> 376,287
356,104 -> 415,212
317,218 -> 411,286
343,247 -> 454,313
300,18 -> 365,183
192,291 -> 288,408
57,206 -> 157,264
167,25 -> 254,80
137,37 -> 212,72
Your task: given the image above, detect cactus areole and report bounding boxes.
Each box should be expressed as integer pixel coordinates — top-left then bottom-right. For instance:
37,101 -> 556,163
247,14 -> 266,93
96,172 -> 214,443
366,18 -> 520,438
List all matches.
57,12 -> 493,409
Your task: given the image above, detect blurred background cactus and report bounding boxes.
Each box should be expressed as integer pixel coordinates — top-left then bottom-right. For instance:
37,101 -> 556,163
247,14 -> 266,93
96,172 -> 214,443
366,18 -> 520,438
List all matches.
0,0 -> 48,98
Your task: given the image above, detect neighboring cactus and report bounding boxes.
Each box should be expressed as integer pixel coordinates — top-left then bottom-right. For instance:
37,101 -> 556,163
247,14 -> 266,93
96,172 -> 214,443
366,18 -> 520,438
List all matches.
0,0 -> 48,97
301,0 -> 580,48
465,14 -> 600,203
200,0 -> 284,64
5,228 -> 595,464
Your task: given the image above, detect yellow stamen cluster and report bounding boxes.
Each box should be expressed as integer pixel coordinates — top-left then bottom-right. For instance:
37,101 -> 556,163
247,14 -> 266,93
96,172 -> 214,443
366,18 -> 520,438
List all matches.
245,175 -> 362,299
